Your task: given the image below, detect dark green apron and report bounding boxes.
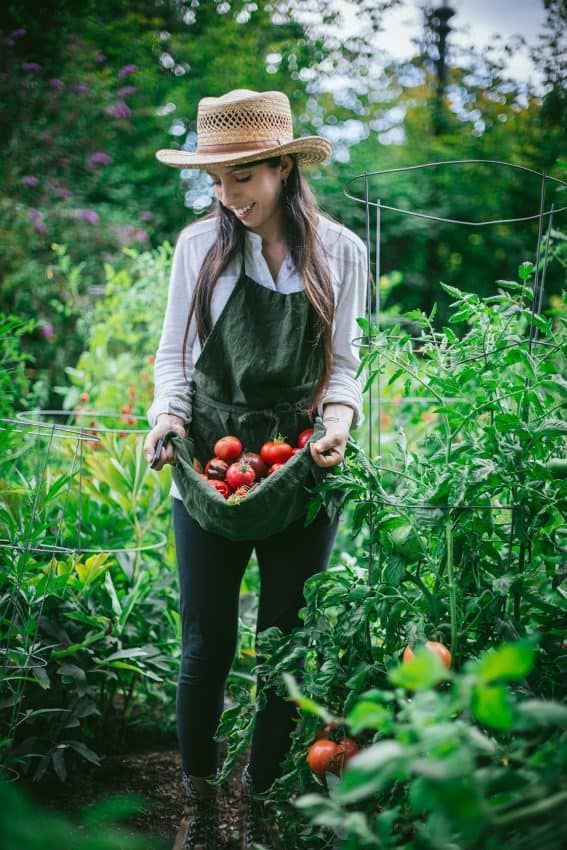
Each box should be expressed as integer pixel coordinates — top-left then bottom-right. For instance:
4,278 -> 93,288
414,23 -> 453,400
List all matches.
166,240 -> 346,542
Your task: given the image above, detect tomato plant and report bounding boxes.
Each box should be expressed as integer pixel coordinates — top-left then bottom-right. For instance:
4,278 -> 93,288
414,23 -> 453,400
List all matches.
214,268 -> 566,850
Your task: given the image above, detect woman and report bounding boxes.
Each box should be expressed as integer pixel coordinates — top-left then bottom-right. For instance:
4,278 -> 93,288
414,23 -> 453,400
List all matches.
143,89 -> 367,850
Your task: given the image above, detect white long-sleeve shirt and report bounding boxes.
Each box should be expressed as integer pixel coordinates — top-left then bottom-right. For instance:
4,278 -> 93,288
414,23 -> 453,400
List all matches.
147,212 -> 368,500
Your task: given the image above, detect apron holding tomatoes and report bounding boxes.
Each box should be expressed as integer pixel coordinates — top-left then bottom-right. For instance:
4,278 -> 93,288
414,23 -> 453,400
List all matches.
167,242 -> 347,542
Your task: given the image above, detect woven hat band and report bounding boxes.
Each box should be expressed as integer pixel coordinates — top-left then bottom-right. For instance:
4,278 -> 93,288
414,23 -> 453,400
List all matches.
196,140 -> 285,155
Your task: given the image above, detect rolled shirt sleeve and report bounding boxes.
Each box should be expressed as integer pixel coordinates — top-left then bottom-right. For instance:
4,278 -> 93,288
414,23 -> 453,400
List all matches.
146,232 -> 196,429
317,231 -> 368,429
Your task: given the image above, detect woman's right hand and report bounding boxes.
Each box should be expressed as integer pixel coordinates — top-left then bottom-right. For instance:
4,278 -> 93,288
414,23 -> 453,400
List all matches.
144,413 -> 187,471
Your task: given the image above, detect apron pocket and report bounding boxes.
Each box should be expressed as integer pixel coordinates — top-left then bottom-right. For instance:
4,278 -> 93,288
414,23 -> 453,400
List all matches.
166,417 -> 346,541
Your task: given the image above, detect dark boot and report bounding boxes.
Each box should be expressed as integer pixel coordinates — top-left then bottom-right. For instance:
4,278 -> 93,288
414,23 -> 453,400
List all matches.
241,764 -> 278,850
181,769 -> 223,850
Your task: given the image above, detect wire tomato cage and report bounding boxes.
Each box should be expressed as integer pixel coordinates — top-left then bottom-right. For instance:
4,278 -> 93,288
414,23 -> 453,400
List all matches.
0,409 -> 168,778
343,159 -> 566,576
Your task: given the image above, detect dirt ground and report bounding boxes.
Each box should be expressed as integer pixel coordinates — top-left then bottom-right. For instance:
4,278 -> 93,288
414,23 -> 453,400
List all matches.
20,737 -> 247,849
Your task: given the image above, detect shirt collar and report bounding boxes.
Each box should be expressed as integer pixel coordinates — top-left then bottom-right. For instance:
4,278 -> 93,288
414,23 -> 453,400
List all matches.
244,228 -> 296,286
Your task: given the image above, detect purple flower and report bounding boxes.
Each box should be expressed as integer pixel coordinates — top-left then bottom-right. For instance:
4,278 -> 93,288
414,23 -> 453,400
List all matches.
139,210 -> 153,222
28,207 -> 47,234
87,151 -> 113,167
77,209 -> 100,224
11,28 -> 27,38
117,85 -> 138,97
22,175 -> 39,187
2,38 -> 16,47
72,82 -> 90,93
134,229 -> 148,243
53,185 -> 73,200
95,52 -> 107,63
104,100 -> 131,119
49,78 -> 65,90
113,224 -> 141,246
21,62 -> 42,73
41,323 -> 54,339
118,64 -> 137,78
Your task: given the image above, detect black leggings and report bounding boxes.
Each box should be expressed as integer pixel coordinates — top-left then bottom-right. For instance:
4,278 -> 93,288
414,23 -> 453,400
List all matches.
172,497 -> 339,793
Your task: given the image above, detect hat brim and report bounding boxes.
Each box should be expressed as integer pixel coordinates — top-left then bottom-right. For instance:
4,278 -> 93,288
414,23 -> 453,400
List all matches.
155,136 -> 332,169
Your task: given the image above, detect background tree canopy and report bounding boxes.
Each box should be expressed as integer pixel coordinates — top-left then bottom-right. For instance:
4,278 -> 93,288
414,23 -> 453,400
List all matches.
0,0 -> 565,408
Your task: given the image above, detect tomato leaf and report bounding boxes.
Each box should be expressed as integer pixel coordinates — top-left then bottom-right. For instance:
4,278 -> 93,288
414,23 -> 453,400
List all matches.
471,684 -> 515,730
331,742 -> 406,803
476,640 -> 536,684
346,700 -> 393,734
388,648 -> 452,690
282,673 -> 336,723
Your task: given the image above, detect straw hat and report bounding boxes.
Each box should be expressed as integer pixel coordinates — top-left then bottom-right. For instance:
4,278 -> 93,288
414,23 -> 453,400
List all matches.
155,89 -> 332,169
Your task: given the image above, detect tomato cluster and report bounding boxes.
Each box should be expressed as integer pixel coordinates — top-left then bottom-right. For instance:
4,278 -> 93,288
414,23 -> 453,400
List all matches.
195,429 -> 314,504
306,724 -> 360,777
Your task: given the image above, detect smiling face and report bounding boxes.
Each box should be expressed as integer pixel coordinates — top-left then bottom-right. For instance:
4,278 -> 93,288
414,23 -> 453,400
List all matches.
206,155 -> 293,240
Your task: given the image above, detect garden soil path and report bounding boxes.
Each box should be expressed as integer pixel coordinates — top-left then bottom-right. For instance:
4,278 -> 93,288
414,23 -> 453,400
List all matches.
21,740 -> 246,849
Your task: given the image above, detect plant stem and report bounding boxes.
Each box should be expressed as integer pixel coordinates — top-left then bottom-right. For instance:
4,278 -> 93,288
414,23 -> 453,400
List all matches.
446,520 -> 458,658
491,789 -> 567,826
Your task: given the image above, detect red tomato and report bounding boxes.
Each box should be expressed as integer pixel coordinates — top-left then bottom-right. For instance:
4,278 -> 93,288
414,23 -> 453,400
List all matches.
208,480 -> 231,499
333,737 -> 359,772
214,435 -> 243,462
240,451 -> 268,479
268,463 -> 285,475
297,428 -> 314,449
205,457 -> 228,480
260,438 -> 294,465
403,641 -> 452,669
306,740 -> 339,776
226,462 -> 256,489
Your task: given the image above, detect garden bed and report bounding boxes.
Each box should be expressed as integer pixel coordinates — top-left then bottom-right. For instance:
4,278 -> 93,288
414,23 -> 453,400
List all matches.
19,739 -> 246,849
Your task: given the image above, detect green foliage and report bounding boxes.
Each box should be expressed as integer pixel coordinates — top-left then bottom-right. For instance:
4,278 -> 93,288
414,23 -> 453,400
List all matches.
0,777 -> 165,849
53,241 -> 172,419
292,641 -> 567,850
0,428 -> 180,780
0,314 -> 37,417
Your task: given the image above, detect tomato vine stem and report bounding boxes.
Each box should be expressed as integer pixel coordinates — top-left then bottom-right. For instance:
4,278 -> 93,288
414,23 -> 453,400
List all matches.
445,520 -> 458,658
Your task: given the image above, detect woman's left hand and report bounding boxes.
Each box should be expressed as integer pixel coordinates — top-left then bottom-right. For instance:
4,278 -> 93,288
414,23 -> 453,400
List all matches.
309,426 -> 348,468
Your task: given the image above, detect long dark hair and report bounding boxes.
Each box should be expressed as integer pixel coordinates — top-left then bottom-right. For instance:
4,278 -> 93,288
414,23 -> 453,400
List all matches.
181,155 -> 335,413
